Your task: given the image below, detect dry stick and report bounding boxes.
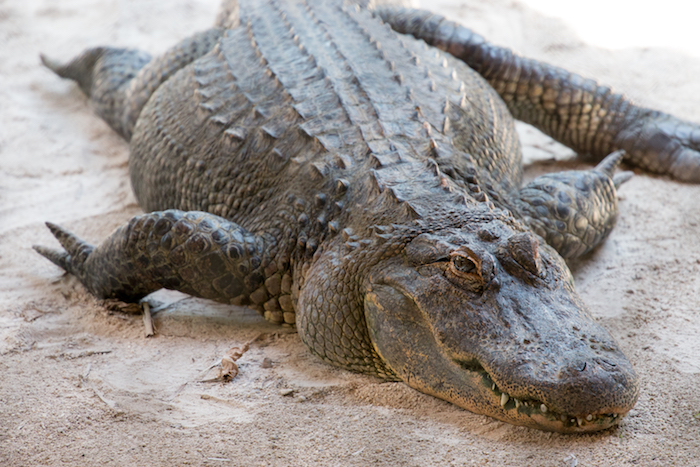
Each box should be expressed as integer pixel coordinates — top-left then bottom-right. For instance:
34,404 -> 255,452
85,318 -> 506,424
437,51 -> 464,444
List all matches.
142,301 -> 154,337
79,369 -> 122,413
87,381 -> 119,411
197,333 -> 263,383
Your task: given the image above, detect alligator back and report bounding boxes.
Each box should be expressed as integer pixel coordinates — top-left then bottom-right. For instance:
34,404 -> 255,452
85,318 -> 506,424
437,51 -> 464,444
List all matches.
129,0 -> 522,238
36,0 -> 652,433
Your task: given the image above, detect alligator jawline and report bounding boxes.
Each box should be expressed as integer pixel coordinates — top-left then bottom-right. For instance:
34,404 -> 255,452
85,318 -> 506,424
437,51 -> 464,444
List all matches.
457,359 -> 622,430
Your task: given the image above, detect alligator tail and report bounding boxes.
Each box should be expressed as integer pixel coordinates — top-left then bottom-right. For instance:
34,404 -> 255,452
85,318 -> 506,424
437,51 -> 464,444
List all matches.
42,28 -> 223,142
41,47 -> 152,141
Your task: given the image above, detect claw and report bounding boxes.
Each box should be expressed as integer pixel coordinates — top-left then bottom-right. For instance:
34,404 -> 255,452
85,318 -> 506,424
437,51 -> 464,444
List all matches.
595,149 -> 626,177
45,222 -> 94,260
34,222 -> 95,274
613,171 -> 634,188
39,53 -> 64,74
32,245 -> 71,271
39,48 -> 107,97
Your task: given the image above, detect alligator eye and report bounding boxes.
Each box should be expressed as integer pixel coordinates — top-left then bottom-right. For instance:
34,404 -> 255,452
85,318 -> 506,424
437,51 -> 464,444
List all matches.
450,253 -> 478,276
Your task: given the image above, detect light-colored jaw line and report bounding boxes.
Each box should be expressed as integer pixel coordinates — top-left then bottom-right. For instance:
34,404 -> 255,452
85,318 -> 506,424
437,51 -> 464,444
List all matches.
471,365 -> 625,432
364,242 -> 636,433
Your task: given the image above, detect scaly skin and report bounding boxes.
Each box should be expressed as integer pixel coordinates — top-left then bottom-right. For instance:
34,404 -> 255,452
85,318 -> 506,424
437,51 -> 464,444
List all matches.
34,0 -> 700,432
377,6 -> 700,182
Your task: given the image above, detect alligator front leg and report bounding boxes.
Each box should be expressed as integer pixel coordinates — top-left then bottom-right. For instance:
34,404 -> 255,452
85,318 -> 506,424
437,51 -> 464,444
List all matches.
509,151 -> 632,259
34,210 -> 289,322
375,7 -> 700,182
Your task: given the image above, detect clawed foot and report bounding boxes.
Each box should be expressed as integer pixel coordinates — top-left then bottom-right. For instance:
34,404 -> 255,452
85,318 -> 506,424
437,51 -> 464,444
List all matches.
514,150 -> 631,259
33,222 -> 94,280
617,111 -> 700,182
595,150 -> 633,188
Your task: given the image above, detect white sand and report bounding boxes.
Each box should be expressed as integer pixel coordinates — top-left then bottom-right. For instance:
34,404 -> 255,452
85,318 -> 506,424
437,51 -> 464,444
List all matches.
1,0 -> 699,465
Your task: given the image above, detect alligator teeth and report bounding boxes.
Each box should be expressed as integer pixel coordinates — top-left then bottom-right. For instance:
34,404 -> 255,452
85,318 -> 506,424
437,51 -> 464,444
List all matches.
540,404 -> 548,413
514,399 -> 522,409
586,414 -> 593,421
500,393 -> 509,407
577,418 -> 583,426
492,383 -> 496,391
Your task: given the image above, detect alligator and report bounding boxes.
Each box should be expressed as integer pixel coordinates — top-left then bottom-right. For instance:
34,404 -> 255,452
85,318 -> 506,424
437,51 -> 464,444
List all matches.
34,0 -> 700,432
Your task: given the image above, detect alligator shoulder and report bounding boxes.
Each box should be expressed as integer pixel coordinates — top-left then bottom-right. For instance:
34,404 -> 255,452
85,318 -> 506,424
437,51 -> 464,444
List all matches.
34,0 -> 700,432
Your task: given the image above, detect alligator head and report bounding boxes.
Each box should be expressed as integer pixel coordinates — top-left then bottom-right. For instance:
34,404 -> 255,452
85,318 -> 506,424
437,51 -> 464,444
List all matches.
363,220 -> 638,432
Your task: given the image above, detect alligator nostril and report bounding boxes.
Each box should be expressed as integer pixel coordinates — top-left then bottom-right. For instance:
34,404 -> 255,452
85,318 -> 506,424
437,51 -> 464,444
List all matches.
598,358 -> 617,370
557,361 -> 588,378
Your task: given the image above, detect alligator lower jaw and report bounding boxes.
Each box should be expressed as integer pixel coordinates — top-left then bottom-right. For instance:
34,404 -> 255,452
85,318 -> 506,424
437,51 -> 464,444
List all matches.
459,360 -> 625,432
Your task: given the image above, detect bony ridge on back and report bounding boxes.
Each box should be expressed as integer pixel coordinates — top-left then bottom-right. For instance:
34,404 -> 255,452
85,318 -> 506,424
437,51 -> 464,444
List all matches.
36,0 -> 700,432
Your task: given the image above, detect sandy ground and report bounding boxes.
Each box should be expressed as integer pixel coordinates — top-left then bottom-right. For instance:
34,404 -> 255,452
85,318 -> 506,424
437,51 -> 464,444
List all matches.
2,0 -> 700,465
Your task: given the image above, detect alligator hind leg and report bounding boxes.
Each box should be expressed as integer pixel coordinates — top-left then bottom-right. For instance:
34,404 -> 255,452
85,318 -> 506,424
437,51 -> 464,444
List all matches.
510,151 -> 632,259
375,7 -> 700,182
34,210 -> 289,323
42,28 -> 224,141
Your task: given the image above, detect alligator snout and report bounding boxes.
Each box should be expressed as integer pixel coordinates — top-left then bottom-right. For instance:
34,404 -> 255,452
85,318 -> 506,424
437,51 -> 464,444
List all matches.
464,281 -> 640,432
555,356 -> 637,417
365,228 -> 638,432
557,333 -> 638,415
477,335 -> 639,431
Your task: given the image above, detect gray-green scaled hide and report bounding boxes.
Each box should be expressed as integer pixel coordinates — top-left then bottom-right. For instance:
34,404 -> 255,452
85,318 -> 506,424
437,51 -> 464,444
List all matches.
35,0 -> 700,432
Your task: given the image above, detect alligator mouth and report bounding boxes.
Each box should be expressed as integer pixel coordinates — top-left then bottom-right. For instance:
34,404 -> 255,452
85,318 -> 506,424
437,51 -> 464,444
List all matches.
457,359 -> 623,431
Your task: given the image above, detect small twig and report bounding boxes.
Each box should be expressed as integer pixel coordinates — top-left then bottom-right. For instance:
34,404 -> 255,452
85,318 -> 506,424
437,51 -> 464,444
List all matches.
47,350 -> 112,360
79,373 -> 121,413
172,382 -> 189,399
142,302 -> 154,337
197,334 -> 262,383
89,384 -> 118,410
200,394 -> 240,407
83,363 -> 92,379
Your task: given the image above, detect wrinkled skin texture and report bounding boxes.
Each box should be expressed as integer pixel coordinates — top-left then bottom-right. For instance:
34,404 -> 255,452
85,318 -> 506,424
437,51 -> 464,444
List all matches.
35,0 -> 700,432
364,226 -> 635,431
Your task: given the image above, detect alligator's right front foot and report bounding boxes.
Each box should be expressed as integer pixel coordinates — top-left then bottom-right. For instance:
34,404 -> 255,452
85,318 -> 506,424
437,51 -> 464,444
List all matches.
512,150 -> 632,259
33,211 -> 284,321
33,221 -> 159,302
34,222 -> 93,280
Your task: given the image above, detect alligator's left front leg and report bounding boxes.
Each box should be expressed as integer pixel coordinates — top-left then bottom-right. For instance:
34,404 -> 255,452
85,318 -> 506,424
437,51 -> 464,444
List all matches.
511,150 -> 632,259
376,7 -> 700,182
